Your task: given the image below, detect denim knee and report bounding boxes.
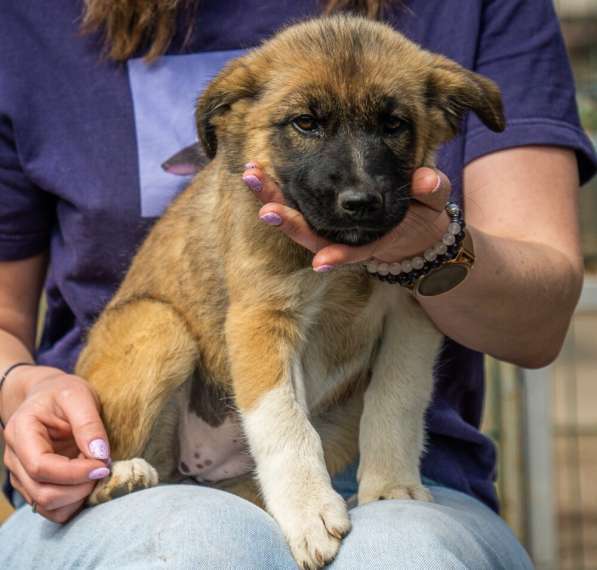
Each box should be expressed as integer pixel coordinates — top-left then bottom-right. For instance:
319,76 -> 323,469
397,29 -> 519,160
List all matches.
1,485 -> 298,570
96,485 -> 297,569
2,484 -> 533,570
329,492 -> 533,570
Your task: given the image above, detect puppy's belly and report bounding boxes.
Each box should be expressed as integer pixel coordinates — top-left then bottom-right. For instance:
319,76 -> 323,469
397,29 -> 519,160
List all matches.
177,410 -> 254,482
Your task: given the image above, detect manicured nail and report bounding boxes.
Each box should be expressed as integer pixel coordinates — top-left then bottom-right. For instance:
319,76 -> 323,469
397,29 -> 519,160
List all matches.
260,212 -> 282,226
314,264 -> 335,273
88,467 -> 110,480
244,161 -> 258,170
430,175 -> 441,193
89,439 -> 109,460
242,174 -> 262,192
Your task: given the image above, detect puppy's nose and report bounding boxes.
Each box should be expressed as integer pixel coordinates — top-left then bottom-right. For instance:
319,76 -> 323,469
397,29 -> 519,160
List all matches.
337,190 -> 383,217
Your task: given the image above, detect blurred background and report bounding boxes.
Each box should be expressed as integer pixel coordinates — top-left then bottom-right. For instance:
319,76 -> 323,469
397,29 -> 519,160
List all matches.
485,3 -> 597,569
1,2 -> 596,569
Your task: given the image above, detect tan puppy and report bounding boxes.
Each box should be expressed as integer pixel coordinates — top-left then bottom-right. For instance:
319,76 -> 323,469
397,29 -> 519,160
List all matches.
77,15 -> 504,569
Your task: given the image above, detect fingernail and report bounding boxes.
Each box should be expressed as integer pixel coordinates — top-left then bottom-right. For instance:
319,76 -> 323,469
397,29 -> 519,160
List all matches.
89,439 -> 109,460
260,212 -> 282,226
244,161 -> 258,170
242,174 -> 262,192
430,175 -> 441,193
88,467 -> 110,480
314,264 -> 335,273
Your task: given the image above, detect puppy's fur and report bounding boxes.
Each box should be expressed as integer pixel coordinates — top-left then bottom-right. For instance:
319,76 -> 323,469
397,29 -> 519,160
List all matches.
77,16 -> 504,569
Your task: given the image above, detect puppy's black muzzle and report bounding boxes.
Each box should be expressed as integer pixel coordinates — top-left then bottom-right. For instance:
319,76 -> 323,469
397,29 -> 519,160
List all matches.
337,189 -> 383,219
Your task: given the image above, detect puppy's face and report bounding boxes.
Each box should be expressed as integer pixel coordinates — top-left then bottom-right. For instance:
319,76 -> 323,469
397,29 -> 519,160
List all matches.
196,16 -> 505,245
264,83 -> 416,245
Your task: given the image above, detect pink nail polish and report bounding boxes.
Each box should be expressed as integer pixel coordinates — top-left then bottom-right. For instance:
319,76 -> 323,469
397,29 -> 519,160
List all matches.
88,467 -> 110,480
260,213 -> 282,226
314,264 -> 335,273
89,439 -> 109,460
242,174 -> 262,192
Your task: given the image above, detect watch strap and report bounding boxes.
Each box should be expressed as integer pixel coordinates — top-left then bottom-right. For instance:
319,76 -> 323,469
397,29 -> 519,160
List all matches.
414,229 -> 475,296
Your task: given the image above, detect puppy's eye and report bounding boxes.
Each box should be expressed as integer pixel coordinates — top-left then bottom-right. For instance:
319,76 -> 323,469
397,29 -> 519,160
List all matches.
292,115 -> 321,134
382,116 -> 404,135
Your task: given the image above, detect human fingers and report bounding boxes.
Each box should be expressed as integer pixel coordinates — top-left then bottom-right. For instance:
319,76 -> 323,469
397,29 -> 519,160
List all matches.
8,471 -> 33,505
242,163 -> 286,205
5,447 -> 96,512
53,376 -> 111,463
11,469 -> 86,523
4,417 -> 109,486
311,241 -> 379,270
410,167 -> 452,212
38,499 -> 86,524
258,203 -> 332,256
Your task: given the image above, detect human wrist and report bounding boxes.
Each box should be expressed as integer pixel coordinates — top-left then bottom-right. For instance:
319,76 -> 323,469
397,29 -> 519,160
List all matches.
0,363 -> 62,428
0,361 -> 34,427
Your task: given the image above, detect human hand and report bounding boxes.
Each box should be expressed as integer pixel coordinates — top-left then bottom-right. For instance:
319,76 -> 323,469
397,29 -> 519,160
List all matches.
1,366 -> 111,523
242,163 -> 452,271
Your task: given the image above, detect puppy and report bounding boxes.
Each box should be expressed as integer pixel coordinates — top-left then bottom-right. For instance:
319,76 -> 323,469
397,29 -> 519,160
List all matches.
77,15 -> 504,569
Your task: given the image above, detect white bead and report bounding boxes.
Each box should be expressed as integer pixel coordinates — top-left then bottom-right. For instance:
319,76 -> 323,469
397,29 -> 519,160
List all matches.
366,261 -> 378,273
377,263 -> 390,276
424,248 -> 437,262
412,256 -> 424,270
401,259 -> 413,273
389,262 -> 402,275
442,234 -> 456,246
435,243 -> 448,255
448,222 -> 461,235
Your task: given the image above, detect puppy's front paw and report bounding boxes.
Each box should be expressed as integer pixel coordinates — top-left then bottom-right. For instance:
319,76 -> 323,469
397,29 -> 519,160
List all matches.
358,480 -> 432,505
88,458 -> 159,505
281,489 -> 351,570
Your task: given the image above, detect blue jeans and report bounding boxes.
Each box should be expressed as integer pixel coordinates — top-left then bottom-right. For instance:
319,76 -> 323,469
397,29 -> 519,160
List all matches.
0,475 -> 533,569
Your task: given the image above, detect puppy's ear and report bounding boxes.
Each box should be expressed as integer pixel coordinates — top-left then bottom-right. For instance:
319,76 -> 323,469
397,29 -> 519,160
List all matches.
426,55 -> 506,139
195,58 -> 260,159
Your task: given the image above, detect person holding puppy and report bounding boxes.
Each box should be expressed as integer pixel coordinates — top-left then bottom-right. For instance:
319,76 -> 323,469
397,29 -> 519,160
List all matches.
0,0 -> 595,568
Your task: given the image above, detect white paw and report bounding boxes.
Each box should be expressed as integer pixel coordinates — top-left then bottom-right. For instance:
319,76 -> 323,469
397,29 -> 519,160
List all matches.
279,488 -> 351,570
88,458 -> 159,505
358,480 -> 432,505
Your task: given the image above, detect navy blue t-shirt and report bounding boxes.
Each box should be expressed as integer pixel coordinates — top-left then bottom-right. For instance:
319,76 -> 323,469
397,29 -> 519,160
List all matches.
1,0 -> 595,511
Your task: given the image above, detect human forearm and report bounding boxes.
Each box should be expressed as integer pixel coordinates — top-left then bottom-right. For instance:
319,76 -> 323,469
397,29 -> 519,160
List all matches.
0,254 -> 49,425
417,225 -> 583,368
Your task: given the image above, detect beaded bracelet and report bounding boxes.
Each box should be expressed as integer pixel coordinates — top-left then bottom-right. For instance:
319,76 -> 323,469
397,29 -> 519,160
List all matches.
364,202 -> 466,288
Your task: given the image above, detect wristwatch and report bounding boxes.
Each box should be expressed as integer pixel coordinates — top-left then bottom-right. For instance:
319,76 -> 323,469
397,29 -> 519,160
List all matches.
414,229 -> 475,296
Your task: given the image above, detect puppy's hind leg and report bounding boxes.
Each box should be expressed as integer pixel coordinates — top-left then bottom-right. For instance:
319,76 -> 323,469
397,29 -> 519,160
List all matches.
76,298 -> 198,504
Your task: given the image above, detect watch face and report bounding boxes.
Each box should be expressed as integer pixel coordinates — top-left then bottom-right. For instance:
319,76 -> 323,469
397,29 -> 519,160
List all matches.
417,264 -> 469,296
